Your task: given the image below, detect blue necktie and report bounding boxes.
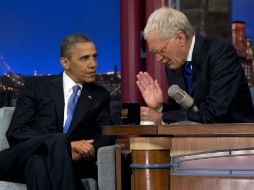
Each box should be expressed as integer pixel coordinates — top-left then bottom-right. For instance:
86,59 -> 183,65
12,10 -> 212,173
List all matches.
183,61 -> 192,93
63,85 -> 80,134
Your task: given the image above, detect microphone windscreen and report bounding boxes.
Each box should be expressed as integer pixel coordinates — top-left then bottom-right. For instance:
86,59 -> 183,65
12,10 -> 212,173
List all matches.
168,85 -> 194,109
168,85 -> 184,101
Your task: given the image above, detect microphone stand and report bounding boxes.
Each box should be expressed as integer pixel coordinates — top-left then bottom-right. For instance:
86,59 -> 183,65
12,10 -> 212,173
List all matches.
172,108 -> 198,124
173,107 -> 200,125
184,107 -> 188,121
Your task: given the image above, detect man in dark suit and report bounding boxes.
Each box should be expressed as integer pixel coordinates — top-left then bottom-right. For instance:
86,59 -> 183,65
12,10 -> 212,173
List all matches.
0,33 -> 114,190
136,7 -> 254,124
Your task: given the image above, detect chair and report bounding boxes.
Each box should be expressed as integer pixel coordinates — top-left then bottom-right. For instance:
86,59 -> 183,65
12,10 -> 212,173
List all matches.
0,107 -> 122,190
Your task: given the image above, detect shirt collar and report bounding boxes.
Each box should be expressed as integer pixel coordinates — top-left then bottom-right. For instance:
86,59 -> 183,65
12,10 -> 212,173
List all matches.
186,35 -> 195,62
63,71 -> 83,92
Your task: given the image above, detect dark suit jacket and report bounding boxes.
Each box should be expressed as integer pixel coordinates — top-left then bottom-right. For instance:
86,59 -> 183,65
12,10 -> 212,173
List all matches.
162,34 -> 254,123
0,73 -> 114,181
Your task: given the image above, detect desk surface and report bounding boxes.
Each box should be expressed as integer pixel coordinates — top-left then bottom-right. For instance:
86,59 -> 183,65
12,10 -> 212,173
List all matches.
102,124 -> 254,190
102,123 -> 254,137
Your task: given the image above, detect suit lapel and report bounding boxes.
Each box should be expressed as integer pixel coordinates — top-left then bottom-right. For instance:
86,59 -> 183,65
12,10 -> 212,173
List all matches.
191,34 -> 206,95
166,65 -> 185,90
67,83 -> 94,135
48,74 -> 65,130
177,68 -> 186,91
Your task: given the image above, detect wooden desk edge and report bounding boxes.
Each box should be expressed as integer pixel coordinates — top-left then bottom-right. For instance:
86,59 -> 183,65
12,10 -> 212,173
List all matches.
101,123 -> 254,137
158,123 -> 254,136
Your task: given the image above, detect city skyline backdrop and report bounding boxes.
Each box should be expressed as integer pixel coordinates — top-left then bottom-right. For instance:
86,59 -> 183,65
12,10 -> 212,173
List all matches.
0,0 -> 253,76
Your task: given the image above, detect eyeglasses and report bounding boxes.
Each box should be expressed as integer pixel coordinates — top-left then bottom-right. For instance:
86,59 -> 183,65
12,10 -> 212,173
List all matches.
150,40 -> 170,55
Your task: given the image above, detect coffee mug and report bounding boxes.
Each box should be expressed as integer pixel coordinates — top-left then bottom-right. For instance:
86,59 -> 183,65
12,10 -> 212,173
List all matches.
140,120 -> 155,125
121,103 -> 140,125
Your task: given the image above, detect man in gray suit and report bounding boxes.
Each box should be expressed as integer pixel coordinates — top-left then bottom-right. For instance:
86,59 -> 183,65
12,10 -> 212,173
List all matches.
137,7 -> 254,124
0,33 -> 114,190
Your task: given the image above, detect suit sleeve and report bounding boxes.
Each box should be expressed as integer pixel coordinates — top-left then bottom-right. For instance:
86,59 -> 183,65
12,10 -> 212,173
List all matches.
162,43 -> 245,123
6,79 -> 41,147
197,43 -> 243,122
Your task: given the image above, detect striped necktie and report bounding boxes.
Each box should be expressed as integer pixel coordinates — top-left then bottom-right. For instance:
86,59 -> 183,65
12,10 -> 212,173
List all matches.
63,85 -> 80,134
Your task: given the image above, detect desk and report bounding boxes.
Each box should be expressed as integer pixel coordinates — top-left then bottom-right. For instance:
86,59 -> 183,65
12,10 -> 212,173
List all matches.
102,124 -> 254,190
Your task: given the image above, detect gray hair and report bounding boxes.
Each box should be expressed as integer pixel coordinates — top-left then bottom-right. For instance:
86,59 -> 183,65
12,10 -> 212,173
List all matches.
60,33 -> 93,58
144,7 -> 195,40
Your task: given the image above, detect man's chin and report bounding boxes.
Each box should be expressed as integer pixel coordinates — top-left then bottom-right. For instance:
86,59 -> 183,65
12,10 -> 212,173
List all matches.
168,63 -> 180,70
82,77 -> 96,83
87,79 -> 96,83
167,62 -> 174,69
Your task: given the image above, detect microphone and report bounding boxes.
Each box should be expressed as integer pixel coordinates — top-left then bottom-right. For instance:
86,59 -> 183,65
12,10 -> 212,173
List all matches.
168,85 -> 198,112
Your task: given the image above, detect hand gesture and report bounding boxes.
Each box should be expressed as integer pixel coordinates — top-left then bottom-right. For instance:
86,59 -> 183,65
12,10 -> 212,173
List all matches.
136,72 -> 163,109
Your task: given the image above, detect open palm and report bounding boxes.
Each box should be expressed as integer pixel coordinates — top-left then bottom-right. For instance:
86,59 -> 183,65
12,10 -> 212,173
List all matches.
136,72 -> 163,109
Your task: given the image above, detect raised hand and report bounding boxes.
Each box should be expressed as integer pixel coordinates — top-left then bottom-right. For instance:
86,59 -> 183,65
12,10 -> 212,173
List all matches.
136,72 -> 163,109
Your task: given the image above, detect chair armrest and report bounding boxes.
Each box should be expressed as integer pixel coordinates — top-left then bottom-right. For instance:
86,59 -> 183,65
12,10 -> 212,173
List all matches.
97,144 -> 125,190
0,181 -> 27,190
0,107 -> 15,151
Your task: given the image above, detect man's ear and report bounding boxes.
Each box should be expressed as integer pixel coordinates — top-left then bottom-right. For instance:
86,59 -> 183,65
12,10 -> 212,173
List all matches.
60,57 -> 70,70
175,31 -> 186,46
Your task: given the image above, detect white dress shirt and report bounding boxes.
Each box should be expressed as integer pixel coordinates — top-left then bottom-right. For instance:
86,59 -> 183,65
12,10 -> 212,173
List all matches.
62,71 -> 83,127
186,35 -> 195,70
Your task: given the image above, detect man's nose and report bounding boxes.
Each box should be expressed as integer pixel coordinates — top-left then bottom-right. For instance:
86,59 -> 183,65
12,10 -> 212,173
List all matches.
155,54 -> 163,62
89,58 -> 97,68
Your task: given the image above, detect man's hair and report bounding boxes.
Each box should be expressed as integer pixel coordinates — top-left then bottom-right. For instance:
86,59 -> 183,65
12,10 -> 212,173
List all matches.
144,7 -> 195,40
60,33 -> 93,59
